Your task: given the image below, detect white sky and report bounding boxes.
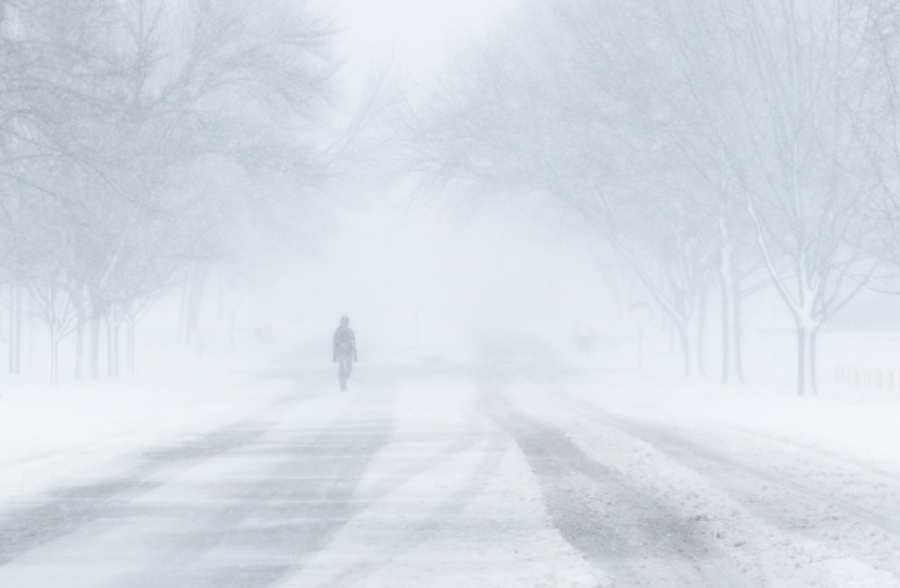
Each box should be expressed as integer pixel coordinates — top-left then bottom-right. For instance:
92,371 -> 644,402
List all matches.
328,0 -> 521,78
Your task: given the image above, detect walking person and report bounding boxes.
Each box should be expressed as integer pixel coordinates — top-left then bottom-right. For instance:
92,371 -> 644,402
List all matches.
332,315 -> 357,391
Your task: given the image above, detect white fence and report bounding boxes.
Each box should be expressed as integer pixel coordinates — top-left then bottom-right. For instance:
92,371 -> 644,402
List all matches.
835,365 -> 900,389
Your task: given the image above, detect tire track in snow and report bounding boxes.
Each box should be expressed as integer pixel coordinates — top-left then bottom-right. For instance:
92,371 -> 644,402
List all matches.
0,389 -> 392,588
600,415 -> 900,578
607,420 -> 900,532
0,419 -> 273,567
0,384 -> 326,567
281,429 -> 509,588
540,380 -> 900,581
482,380 -> 754,588
137,414 -> 394,587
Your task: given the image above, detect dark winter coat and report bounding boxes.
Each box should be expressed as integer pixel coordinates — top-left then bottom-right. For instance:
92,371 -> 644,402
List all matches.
333,326 -> 357,361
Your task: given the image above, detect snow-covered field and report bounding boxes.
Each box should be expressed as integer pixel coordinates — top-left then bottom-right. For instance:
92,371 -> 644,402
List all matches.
1,350 -> 899,587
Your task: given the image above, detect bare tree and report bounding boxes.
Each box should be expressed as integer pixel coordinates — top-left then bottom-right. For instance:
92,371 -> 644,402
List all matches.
411,0 -> 888,393
410,0 -> 722,376
716,0 -> 882,395
0,0 -> 337,381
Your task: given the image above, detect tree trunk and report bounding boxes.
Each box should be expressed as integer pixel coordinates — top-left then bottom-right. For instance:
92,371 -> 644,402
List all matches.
720,277 -> 731,384
696,294 -> 707,377
127,320 -> 136,373
105,316 -> 120,377
666,315 -> 676,355
75,316 -> 85,380
7,282 -> 12,374
719,244 -> 735,383
50,334 -> 59,387
8,281 -> 18,374
796,323 -> 819,395
26,297 -> 32,370
230,313 -> 236,353
732,278 -> 745,384
15,286 -> 21,372
178,278 -> 189,344
90,302 -> 102,380
185,267 -> 209,348
719,264 -> 745,384
676,318 -> 690,377
105,316 -> 111,376
74,295 -> 86,380
112,320 -> 120,376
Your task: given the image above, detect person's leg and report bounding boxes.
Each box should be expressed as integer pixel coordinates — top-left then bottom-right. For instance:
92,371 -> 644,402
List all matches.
339,357 -> 350,390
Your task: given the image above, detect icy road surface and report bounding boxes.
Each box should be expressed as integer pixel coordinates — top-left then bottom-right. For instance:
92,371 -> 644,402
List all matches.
1,369 -> 899,587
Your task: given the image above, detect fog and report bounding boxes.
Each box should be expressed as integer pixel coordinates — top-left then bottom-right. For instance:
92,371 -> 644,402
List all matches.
2,1 -> 900,587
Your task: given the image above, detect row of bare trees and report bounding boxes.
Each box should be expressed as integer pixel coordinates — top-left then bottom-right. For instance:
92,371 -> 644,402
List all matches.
0,0 -> 336,383
411,0 -> 900,395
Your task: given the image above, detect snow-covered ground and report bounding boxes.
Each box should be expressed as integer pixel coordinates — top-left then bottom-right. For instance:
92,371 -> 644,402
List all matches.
0,370 -> 304,505
1,353 -> 899,587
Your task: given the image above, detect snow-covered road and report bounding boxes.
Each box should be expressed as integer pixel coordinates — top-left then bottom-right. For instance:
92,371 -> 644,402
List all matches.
1,368 -> 899,587
494,373 -> 900,587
